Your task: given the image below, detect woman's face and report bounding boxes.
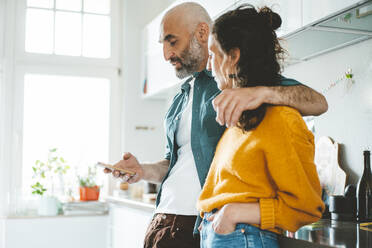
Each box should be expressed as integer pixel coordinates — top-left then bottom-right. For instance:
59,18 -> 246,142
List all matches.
207,35 -> 234,90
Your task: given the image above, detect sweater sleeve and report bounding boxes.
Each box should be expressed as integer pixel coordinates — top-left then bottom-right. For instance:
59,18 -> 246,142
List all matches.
259,109 -> 324,232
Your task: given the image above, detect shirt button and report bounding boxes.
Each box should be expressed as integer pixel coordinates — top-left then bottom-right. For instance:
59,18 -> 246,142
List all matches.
175,116 -> 179,120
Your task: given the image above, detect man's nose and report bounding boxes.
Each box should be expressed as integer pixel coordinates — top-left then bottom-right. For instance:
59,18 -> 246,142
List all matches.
163,44 -> 174,61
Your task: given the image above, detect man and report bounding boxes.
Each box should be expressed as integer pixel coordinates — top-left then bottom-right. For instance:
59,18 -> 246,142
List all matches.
106,2 -> 328,248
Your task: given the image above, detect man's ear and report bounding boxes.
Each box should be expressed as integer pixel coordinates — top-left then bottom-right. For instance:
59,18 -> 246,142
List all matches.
229,48 -> 240,67
196,23 -> 210,43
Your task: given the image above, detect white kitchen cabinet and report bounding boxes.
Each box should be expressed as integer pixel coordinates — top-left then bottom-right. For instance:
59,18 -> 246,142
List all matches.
2,215 -> 109,248
109,203 -> 154,248
0,0 -> 4,60
302,0 -> 362,26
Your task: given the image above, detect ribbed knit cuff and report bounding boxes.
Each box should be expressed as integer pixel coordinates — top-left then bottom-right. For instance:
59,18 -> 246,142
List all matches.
260,198 -> 275,230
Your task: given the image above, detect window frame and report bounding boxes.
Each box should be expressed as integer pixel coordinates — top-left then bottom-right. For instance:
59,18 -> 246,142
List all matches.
15,0 -> 120,67
0,0 -> 123,215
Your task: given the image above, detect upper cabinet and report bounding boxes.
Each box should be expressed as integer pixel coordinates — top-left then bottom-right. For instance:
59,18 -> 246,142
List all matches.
302,0 -> 362,26
142,0 -> 372,99
283,0 -> 372,62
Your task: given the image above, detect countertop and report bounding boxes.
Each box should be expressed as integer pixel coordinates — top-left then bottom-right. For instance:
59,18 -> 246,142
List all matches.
106,195 -> 156,211
281,219 -> 372,248
97,196 -> 372,247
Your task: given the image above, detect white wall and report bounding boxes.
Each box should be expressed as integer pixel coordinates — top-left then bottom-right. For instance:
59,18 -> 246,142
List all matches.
284,38 -> 372,184
119,0 -> 174,163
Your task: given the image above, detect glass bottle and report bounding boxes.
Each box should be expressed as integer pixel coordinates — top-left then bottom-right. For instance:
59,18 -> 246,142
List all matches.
357,150 -> 372,222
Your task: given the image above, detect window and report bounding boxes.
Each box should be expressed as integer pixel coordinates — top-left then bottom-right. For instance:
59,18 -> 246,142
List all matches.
22,74 -> 110,195
0,0 -> 121,213
25,0 -> 111,58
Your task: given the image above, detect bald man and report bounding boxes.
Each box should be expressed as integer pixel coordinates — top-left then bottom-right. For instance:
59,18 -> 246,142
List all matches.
107,2 -> 328,247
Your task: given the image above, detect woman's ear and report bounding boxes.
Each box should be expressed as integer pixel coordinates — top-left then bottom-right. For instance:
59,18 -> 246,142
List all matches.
229,48 -> 240,67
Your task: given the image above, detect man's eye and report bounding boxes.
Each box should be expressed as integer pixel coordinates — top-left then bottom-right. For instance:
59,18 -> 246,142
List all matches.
170,41 -> 177,46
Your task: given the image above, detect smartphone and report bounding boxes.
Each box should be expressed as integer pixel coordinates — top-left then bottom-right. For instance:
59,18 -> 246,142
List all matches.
96,162 -> 136,176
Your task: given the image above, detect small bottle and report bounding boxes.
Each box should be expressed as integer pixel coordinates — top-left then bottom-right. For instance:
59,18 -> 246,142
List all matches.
356,150 -> 372,222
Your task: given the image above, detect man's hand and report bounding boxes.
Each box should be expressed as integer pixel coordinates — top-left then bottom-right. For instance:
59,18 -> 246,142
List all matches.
207,204 -> 237,235
213,87 -> 268,127
104,152 -> 144,184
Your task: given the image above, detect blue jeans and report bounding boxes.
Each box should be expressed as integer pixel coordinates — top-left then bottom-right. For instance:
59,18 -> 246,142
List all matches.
200,212 -> 279,248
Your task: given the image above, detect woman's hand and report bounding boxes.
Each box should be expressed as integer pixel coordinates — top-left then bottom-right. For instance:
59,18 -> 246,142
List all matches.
207,203 -> 261,235
207,204 -> 237,235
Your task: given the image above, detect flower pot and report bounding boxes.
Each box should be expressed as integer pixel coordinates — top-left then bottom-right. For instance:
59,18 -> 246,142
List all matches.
79,186 -> 100,201
38,196 -> 59,216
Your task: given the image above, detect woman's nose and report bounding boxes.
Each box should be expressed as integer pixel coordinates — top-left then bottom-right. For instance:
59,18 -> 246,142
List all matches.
207,55 -> 212,71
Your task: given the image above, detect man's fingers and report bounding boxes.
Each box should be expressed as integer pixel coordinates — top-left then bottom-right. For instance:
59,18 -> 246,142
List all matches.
113,170 -> 121,178
127,173 -> 139,184
214,94 -> 232,126
223,100 -> 238,127
120,173 -> 130,182
230,105 -> 243,127
123,152 -> 132,160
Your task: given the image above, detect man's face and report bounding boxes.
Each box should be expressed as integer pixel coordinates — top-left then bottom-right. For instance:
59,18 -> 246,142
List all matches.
160,16 -> 205,79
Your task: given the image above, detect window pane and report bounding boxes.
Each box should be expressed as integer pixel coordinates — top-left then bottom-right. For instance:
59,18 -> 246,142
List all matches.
22,74 -> 110,196
83,14 -> 110,58
27,0 -> 54,8
25,9 -> 54,54
55,11 -> 82,56
56,0 -> 82,12
84,0 -> 110,14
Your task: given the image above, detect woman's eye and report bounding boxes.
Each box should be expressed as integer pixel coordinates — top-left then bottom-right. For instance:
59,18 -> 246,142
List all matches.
170,41 -> 177,46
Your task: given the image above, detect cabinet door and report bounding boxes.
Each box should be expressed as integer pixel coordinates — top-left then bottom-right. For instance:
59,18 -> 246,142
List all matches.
302,0 -> 362,26
110,205 -> 153,248
0,0 -> 4,60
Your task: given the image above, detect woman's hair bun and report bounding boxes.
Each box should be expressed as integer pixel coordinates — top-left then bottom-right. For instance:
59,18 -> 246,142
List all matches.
259,7 -> 282,30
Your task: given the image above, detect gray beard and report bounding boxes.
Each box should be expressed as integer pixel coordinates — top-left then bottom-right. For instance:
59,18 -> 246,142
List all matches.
175,36 -> 205,79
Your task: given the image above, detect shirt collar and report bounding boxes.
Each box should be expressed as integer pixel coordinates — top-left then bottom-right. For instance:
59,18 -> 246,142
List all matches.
181,77 -> 193,93
192,69 -> 213,79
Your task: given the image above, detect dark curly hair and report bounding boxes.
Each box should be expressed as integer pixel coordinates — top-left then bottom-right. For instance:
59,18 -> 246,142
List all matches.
212,4 -> 285,132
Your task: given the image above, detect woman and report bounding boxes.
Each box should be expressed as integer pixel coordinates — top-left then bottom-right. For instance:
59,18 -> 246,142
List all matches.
197,5 -> 324,248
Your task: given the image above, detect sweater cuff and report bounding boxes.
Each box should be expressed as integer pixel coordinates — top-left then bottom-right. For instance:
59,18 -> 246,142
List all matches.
260,198 -> 275,230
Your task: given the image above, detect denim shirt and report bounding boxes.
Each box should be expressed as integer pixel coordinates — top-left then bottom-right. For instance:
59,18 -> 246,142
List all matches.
157,69 -> 301,234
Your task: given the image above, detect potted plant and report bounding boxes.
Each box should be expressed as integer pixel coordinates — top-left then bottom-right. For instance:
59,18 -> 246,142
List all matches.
31,148 -> 70,215
78,165 -> 100,201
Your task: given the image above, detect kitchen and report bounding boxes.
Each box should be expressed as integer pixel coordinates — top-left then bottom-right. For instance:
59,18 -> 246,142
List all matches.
0,0 -> 372,247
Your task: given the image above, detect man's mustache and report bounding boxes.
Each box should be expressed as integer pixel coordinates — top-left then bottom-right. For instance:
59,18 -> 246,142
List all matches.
170,56 -> 183,65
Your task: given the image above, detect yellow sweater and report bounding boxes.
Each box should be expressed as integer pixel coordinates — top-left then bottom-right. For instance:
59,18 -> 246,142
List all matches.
197,106 -> 324,233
